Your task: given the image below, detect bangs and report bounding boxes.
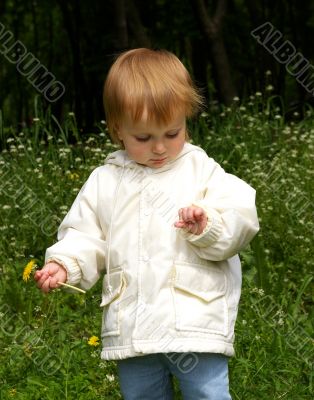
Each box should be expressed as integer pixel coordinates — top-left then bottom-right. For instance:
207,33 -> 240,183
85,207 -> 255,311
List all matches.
120,78 -> 197,126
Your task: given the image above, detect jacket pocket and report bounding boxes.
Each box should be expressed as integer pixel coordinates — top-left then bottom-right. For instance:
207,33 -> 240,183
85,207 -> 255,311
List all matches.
172,262 -> 228,335
100,270 -> 126,337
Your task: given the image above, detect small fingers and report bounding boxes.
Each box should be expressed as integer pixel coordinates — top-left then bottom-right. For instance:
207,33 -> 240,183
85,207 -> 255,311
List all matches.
38,276 -> 51,293
176,206 -> 207,235
36,271 -> 48,287
174,220 -> 185,228
179,207 -> 194,222
36,272 -> 54,293
49,276 -> 60,289
35,262 -> 66,293
193,207 -> 204,219
34,270 -> 42,281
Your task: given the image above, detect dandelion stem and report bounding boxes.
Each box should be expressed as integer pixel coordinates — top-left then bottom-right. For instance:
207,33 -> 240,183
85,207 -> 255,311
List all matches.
57,282 -> 86,294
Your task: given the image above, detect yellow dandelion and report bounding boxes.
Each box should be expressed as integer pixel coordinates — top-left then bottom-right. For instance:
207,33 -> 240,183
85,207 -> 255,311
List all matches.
23,260 -> 36,282
88,335 -> 100,346
68,172 -> 79,180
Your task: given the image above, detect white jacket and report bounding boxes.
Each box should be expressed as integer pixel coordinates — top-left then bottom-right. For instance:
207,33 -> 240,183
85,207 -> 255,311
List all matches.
46,142 -> 259,360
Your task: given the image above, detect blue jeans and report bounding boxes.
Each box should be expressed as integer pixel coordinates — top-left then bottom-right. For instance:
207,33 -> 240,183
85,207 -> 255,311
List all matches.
117,352 -> 231,400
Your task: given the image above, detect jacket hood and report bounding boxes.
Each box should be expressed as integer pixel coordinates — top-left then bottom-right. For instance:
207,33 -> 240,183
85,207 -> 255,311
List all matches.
104,142 -> 205,172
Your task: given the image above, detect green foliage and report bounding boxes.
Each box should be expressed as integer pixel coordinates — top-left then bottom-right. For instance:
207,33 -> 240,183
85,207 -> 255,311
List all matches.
0,95 -> 313,398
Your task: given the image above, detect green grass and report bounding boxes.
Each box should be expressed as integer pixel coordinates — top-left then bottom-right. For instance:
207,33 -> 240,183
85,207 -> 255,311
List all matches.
0,94 -> 313,399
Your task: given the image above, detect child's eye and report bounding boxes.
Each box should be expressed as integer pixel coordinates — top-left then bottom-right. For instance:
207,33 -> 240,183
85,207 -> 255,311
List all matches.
135,130 -> 180,142
135,136 -> 150,142
166,131 -> 179,139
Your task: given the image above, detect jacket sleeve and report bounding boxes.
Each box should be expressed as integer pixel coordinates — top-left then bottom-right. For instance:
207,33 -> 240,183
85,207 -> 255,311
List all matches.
179,159 -> 259,261
45,168 -> 106,290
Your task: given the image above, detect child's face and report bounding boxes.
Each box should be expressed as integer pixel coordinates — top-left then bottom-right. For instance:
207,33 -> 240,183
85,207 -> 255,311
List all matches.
117,112 -> 186,169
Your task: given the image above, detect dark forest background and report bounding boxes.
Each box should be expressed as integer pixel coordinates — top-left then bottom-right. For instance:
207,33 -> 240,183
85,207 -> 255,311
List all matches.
0,0 -> 314,130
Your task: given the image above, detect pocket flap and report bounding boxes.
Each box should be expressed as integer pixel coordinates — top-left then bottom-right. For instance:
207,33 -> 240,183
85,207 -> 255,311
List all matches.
100,270 -> 125,307
173,262 -> 226,302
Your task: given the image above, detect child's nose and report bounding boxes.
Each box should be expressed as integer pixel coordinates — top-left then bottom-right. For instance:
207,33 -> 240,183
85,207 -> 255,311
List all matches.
152,141 -> 166,154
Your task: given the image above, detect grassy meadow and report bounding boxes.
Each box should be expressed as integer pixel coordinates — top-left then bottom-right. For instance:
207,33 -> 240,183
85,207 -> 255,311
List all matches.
0,93 -> 313,399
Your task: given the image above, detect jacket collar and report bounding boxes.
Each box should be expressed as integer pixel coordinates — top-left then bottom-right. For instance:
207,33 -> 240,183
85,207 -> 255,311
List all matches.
104,142 -> 204,173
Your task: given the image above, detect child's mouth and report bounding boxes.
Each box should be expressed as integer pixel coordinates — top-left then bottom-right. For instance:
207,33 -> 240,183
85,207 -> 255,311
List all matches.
151,157 -> 167,163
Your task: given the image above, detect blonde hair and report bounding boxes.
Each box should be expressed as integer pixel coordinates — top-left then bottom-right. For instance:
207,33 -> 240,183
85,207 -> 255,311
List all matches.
103,48 -> 204,146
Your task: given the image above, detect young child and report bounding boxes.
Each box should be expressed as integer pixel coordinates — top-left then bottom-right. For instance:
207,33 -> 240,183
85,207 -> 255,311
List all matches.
35,48 -> 259,399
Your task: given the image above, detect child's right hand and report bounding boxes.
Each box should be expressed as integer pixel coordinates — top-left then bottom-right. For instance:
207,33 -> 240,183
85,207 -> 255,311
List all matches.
34,262 -> 67,293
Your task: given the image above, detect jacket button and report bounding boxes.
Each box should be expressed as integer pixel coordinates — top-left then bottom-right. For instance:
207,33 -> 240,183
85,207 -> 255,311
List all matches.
143,208 -> 152,216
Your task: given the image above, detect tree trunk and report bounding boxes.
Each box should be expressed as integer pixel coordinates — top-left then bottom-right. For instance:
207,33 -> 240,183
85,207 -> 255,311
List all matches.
0,0 -> 6,17
244,0 -> 261,28
126,0 -> 151,48
56,0 -> 88,127
31,0 -> 39,54
191,0 -> 237,104
189,36 -> 209,99
112,0 -> 129,51
13,0 -> 23,123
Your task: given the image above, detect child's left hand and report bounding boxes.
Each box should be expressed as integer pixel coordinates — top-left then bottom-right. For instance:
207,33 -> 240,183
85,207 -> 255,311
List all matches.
174,205 -> 208,235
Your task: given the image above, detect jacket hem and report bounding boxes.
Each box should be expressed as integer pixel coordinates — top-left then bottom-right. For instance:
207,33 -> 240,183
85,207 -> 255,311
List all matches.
100,338 -> 235,360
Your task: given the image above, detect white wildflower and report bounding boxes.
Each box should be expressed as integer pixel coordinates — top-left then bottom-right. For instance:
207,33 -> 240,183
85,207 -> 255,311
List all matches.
106,374 -> 115,382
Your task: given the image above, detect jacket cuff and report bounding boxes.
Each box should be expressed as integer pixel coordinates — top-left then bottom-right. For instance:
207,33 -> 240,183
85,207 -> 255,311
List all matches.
178,203 -> 222,248
45,255 -> 82,286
